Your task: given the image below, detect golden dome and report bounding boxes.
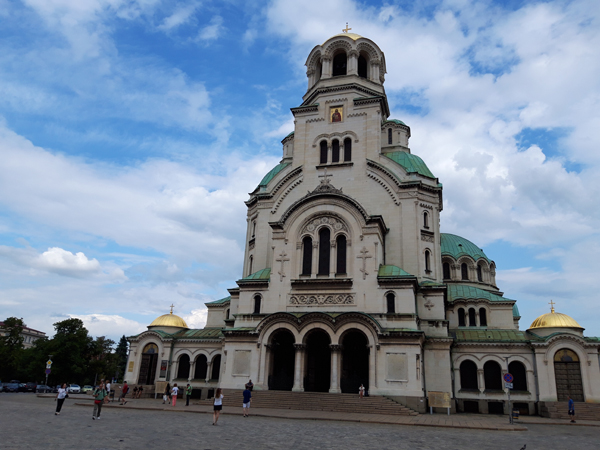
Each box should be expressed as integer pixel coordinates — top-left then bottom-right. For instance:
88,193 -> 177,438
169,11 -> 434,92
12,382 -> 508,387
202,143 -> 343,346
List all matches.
326,32 -> 363,43
529,305 -> 583,330
149,311 -> 188,329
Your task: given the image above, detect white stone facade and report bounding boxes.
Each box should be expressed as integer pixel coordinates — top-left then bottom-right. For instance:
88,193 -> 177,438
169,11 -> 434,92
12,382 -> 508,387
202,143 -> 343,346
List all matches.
126,32 -> 600,414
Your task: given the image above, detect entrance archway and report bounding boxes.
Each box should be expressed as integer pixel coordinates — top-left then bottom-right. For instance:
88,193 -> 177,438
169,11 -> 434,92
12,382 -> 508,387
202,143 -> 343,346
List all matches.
138,343 -> 158,385
268,329 -> 295,391
304,329 -> 331,392
554,349 -> 584,401
340,330 -> 369,394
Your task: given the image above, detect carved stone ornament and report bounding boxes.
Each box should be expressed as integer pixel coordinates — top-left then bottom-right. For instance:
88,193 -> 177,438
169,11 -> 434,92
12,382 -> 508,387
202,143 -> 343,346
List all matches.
289,293 -> 355,305
424,299 -> 434,311
301,215 -> 349,235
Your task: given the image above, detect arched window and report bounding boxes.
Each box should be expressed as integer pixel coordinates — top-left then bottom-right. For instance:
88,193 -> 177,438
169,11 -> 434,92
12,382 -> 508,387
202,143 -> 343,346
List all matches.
468,308 -> 476,326
318,228 -> 330,275
443,262 -> 451,280
302,236 -> 313,275
225,309 -> 230,320
386,292 -> 395,313
343,138 -> 352,162
509,361 -> 528,391
332,139 -> 340,163
484,361 -> 502,390
461,263 -> 469,280
336,235 -> 346,274
194,354 -> 208,379
332,52 -> 347,76
248,255 -> 253,276
460,360 -> 478,390
253,295 -> 261,314
358,55 -> 367,78
211,355 -> 221,380
425,250 -> 431,273
479,308 -> 487,326
252,221 -> 256,238
177,354 -> 190,379
388,128 -> 392,145
320,141 -> 328,164
458,308 -> 466,327
477,264 -> 483,282
423,211 -> 429,229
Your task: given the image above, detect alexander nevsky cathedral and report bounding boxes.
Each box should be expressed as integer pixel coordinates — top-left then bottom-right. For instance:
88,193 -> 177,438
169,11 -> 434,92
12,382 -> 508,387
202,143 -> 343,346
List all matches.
125,30 -> 600,415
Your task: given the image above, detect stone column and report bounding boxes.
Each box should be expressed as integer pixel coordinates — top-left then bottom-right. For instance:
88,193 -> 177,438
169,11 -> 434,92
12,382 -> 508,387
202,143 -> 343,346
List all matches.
477,368 -> 485,393
369,345 -> 377,390
205,360 -> 212,383
526,369 -> 535,393
293,344 -> 306,392
312,242 -> 319,278
348,50 -> 358,75
329,345 -> 341,393
321,56 -> 332,79
189,359 -> 196,382
454,367 -> 461,392
329,240 -> 336,277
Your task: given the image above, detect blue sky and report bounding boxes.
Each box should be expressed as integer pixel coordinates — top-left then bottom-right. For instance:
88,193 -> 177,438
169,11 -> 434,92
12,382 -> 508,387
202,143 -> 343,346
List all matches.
1,0 -> 599,340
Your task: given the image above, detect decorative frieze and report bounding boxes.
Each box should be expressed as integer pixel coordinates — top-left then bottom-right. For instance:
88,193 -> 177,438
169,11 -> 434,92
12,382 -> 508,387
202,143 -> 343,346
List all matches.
289,293 -> 355,305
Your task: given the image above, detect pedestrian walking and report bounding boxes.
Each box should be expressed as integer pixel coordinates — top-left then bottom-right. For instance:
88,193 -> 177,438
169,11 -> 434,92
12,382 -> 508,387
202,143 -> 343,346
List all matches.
163,382 -> 171,404
171,383 -> 179,406
54,383 -> 68,415
358,384 -> 365,399
118,381 -> 129,405
105,381 -> 112,403
242,387 -> 252,417
245,379 -> 254,391
137,385 -> 144,398
92,382 -> 108,420
568,396 -> 576,423
213,388 -> 224,425
185,383 -> 192,406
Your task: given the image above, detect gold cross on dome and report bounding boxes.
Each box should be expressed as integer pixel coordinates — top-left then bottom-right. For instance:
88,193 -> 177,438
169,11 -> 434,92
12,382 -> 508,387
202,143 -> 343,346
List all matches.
548,299 -> 555,313
342,23 -> 352,33
169,304 -> 175,314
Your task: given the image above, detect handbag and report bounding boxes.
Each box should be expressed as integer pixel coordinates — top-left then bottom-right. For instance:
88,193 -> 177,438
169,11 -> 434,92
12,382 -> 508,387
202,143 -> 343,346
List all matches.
94,399 -> 102,404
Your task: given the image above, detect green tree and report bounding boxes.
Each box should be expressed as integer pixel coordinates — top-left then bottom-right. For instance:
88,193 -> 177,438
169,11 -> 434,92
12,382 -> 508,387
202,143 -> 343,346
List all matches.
86,336 -> 115,384
0,317 -> 25,380
114,335 -> 129,382
46,318 -> 92,385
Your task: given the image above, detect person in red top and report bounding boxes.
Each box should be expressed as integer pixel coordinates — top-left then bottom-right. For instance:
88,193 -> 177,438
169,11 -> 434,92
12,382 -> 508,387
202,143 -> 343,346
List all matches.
118,382 -> 129,405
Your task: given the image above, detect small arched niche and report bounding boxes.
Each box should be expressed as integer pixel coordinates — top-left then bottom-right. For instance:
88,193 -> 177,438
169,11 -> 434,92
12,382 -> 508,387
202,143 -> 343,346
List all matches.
332,51 -> 347,77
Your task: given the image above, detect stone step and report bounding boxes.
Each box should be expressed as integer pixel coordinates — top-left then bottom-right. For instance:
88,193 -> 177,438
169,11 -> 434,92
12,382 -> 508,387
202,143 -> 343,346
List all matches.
195,390 -> 419,416
540,402 -> 600,420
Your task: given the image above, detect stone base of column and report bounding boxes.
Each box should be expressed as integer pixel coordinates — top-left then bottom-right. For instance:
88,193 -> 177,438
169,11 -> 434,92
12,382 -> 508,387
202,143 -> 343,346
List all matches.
292,387 -> 304,392
328,388 -> 341,394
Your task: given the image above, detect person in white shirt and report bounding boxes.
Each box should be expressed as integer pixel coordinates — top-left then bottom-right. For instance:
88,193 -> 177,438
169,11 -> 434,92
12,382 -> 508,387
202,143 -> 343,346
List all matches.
171,384 -> 179,406
55,383 -> 68,415
213,388 -> 224,425
359,384 -> 365,399
105,381 -> 111,402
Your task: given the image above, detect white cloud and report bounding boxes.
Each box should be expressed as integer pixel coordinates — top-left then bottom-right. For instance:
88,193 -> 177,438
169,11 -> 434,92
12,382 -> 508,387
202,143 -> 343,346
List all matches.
195,15 -> 223,42
157,2 -> 200,31
69,313 -> 146,339
182,308 -> 208,329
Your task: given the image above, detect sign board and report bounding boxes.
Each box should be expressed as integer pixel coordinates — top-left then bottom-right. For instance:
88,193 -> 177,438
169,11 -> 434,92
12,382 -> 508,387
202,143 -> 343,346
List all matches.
45,368 -> 51,374
428,391 -> 451,408
46,364 -> 52,369
505,382 -> 513,389
127,361 -> 134,372
46,360 -> 53,365
159,360 -> 168,378
156,381 -> 167,395
503,373 -> 513,383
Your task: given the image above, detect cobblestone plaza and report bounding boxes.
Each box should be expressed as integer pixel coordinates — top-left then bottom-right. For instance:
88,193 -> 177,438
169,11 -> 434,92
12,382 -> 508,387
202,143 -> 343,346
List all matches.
2,395 -> 600,449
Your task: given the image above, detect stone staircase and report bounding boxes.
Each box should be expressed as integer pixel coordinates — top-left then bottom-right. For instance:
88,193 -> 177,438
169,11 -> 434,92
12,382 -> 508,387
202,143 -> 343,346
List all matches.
539,402 -> 600,420
196,390 -> 419,416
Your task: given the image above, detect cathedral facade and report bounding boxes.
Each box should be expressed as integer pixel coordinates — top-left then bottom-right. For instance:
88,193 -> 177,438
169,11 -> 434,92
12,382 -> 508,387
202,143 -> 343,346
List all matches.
126,32 -> 600,414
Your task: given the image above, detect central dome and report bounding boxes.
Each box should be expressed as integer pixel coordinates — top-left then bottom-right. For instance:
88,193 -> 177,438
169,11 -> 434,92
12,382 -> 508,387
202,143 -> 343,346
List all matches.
149,311 -> 188,329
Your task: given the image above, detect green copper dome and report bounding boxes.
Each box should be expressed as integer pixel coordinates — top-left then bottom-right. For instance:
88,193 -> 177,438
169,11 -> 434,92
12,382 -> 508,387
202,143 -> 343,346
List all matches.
440,233 -> 491,263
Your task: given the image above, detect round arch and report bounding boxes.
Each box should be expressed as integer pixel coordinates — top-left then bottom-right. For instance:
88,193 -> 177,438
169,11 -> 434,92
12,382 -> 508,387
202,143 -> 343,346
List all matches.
268,328 -> 296,391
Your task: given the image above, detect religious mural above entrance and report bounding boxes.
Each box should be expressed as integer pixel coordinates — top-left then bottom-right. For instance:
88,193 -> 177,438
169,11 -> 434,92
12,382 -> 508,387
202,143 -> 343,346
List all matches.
289,293 -> 355,305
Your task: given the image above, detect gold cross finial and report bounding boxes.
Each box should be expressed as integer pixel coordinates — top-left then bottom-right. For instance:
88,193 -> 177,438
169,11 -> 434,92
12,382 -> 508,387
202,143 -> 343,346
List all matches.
342,23 -> 352,33
549,300 -> 555,313
169,304 -> 175,314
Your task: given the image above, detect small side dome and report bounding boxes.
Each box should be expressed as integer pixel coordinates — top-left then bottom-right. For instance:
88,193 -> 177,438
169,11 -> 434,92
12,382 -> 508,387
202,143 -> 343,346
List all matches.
529,305 -> 583,330
440,233 -> 491,263
149,310 -> 188,329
